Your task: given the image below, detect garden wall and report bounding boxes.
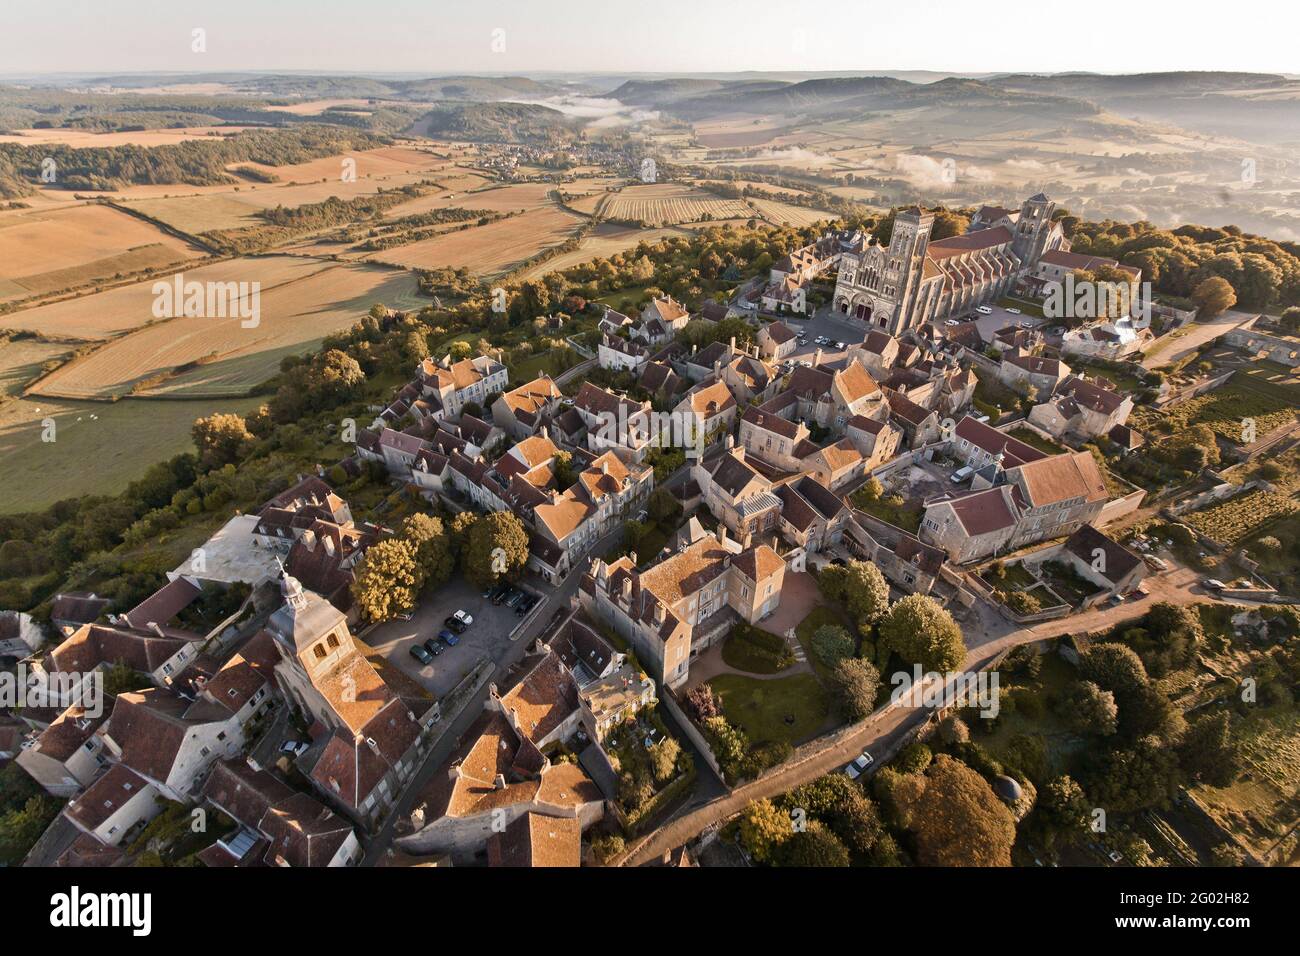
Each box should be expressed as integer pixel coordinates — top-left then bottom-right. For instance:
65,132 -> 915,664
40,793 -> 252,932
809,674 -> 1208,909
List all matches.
660,687 -> 727,784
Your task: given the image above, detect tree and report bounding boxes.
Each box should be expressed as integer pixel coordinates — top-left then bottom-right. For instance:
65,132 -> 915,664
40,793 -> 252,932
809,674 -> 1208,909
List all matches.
685,683 -> 722,721
647,486 -> 682,525
895,742 -> 933,775
829,657 -> 880,722
1037,775 -> 1090,848
1178,712 -> 1239,787
1079,643 -> 1179,741
785,774 -> 886,859
590,832 -> 624,865
351,538 -> 420,621
0,794 -> 62,866
463,511 -> 529,588
737,798 -> 792,863
775,820 -> 850,867
1084,735 -> 1180,813
842,561 -> 890,626
878,594 -> 965,673
649,737 -> 681,785
191,413 -> 252,469
1063,680 -> 1119,736
400,513 -> 454,591
902,754 -> 1016,867
811,624 -> 854,666
1191,276 -> 1236,318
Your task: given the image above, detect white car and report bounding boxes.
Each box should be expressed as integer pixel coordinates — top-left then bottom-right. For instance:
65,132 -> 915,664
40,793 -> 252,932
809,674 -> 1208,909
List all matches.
944,318 -> 960,327
844,750 -> 874,780
976,305 -> 994,315
452,609 -> 474,626
279,740 -> 309,758
1005,307 -> 1022,315
835,340 -> 846,349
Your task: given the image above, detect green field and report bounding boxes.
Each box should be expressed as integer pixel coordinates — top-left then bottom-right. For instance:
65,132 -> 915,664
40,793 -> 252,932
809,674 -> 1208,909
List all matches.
0,394 -> 264,514
707,672 -> 829,747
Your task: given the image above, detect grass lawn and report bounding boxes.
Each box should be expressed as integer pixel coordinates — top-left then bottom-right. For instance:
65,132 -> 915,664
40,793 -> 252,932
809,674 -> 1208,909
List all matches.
851,489 -> 922,533
983,561 -> 1038,591
969,653 -> 1087,777
1070,359 -> 1144,392
721,622 -> 793,675
997,296 -> 1046,318
707,672 -> 828,747
1008,426 -> 1067,456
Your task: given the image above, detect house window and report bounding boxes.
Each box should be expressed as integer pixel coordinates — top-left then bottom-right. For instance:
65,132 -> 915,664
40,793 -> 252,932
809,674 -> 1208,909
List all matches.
314,644 -> 327,660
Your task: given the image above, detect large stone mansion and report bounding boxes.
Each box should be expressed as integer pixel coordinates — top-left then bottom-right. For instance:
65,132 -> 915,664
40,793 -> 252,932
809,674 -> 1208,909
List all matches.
833,194 -> 1069,335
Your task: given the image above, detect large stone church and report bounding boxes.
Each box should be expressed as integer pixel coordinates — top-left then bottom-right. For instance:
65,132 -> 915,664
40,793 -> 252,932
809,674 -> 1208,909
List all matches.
832,194 -> 1069,334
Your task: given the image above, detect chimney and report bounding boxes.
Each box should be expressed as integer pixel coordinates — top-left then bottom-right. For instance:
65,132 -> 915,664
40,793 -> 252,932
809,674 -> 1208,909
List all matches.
729,336 -> 736,352
717,524 -> 727,546
148,622 -> 164,637
653,602 -> 665,624
493,773 -> 507,791
601,460 -> 609,475
302,529 -> 316,551
714,359 -> 722,375
540,425 -> 549,440
725,433 -> 735,450
629,551 -> 637,566
621,576 -> 632,600
323,536 -> 336,557
815,348 -> 823,366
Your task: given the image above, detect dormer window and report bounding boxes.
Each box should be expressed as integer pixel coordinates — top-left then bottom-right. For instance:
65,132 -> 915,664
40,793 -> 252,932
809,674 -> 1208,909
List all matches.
314,644 -> 327,660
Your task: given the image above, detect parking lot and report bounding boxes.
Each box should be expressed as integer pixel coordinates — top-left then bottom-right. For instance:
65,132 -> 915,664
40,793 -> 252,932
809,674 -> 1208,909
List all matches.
364,575 -> 550,698
781,307 -> 870,364
966,303 -> 1045,342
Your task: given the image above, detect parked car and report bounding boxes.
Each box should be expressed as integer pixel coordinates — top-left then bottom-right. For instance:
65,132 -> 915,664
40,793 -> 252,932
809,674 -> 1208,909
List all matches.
844,750 -> 874,780
976,305 -> 994,315
503,588 -> 526,609
1202,578 -> 1226,591
451,609 -> 474,627
944,318 -> 960,327
835,340 -> 846,349
439,628 -> 459,646
516,593 -> 541,616
951,465 -> 974,484
1005,307 -> 1022,315
278,740 -> 309,757
423,637 -> 443,656
444,616 -> 468,634
409,644 -> 434,665
1143,555 -> 1169,573
490,583 -> 512,604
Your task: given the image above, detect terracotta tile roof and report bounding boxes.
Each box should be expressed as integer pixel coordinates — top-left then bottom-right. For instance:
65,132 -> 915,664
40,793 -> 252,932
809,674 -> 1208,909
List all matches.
685,379 -> 736,417
488,812 -> 580,867
33,703 -> 112,762
1063,524 -> 1143,585
498,652 -> 580,743
1010,450 -> 1108,508
638,538 -> 734,607
1059,376 -> 1126,415
66,764 -> 149,831
763,321 -> 796,344
730,544 -> 785,583
943,487 -> 1018,535
834,361 -> 880,405
646,296 -> 688,323
927,225 -> 1012,258
49,624 -> 188,678
954,415 -> 1047,467
743,406 -> 802,440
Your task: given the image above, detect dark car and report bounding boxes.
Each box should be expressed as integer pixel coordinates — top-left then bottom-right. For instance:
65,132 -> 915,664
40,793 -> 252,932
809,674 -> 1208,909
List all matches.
490,583 -> 513,605
423,638 -> 443,656
515,592 -> 540,616
503,588 -> 526,609
409,644 -> 434,665
439,628 -> 459,647
444,615 -> 468,634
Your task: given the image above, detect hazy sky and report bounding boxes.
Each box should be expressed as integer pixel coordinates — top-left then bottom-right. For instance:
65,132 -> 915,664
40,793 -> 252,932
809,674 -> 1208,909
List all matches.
2,0 -> 1295,77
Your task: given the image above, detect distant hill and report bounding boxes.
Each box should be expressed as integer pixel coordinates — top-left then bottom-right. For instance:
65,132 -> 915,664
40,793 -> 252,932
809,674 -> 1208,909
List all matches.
413,101 -> 576,142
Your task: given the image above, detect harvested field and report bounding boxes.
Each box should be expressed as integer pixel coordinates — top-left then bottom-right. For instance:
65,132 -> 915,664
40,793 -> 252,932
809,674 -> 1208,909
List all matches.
512,223 -> 688,280
747,197 -> 837,228
368,206 -> 584,275
383,180 -> 553,219
29,260 -> 422,399
1,257 -> 334,341
0,338 -> 71,396
0,394 -> 265,514
0,203 -> 206,303
594,183 -> 751,226
0,126 -> 254,148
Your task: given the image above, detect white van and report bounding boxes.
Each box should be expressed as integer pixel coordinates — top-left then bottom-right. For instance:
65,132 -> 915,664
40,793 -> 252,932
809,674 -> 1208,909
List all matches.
951,465 -> 974,484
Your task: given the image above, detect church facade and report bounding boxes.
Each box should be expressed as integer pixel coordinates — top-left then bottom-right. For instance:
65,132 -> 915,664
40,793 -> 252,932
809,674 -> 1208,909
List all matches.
833,194 -> 1069,335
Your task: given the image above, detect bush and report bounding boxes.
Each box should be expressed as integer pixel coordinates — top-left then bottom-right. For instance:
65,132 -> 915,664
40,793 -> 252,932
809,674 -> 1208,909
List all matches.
811,624 -> 854,666
895,743 -> 933,775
